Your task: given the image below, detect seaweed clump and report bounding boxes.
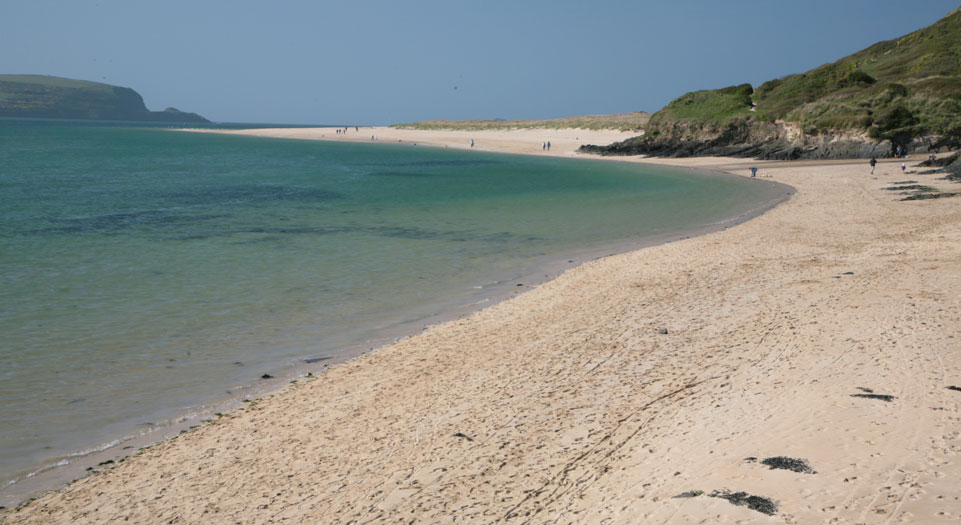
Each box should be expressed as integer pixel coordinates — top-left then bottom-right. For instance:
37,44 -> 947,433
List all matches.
851,393 -> 896,402
761,456 -> 816,474
882,184 -> 938,191
901,192 -> 960,201
709,490 -> 778,515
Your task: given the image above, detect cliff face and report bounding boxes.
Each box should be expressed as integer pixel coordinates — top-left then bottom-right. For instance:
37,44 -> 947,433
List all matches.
0,75 -> 209,123
582,7 -> 961,160
581,118 -> 893,160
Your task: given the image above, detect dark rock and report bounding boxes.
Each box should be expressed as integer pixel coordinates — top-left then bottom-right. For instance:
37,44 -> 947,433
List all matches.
657,328 -> 669,334
947,386 -> 961,392
918,153 -> 958,168
942,157 -> 961,181
260,374 -> 273,379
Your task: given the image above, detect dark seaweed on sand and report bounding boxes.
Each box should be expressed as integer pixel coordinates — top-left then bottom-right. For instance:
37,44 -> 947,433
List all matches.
883,184 -> 938,191
947,386 -> 961,392
851,393 -> 895,402
901,192 -> 960,201
761,456 -> 816,474
709,490 -> 778,515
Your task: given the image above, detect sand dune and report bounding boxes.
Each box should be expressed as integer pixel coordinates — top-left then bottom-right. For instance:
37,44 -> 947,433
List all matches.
4,128 -> 960,523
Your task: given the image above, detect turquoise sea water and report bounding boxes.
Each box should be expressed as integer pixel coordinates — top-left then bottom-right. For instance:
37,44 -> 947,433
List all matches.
0,119 -> 787,503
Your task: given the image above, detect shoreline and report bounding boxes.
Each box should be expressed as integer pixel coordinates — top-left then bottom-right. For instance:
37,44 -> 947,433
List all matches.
4,128 -> 960,523
0,132 -> 791,508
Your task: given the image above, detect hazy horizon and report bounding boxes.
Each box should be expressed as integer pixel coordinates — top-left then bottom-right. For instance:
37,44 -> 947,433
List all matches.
2,0 -> 958,125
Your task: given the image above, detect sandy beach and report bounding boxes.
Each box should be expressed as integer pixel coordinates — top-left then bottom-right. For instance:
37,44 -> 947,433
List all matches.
4,127 -> 960,523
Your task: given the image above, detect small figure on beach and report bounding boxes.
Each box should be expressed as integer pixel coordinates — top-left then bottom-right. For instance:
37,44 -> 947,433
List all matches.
546,141 -> 551,151
870,157 -> 877,174
896,144 -> 903,158
750,167 -> 758,178
470,139 -> 474,148
901,163 -> 906,173
542,142 -> 546,151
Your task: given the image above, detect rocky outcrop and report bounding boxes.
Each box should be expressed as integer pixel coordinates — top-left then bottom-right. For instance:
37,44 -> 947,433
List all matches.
942,156 -> 961,181
578,118 -> 938,160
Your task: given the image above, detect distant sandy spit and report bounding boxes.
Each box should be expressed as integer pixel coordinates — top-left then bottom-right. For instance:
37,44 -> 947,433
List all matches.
179,125 -> 637,157
4,128 -> 961,524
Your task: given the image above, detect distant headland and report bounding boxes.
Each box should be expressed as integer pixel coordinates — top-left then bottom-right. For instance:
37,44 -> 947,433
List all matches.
0,75 -> 209,123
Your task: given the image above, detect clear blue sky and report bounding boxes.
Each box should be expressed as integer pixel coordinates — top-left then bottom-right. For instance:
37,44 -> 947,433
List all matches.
2,1 -> 957,124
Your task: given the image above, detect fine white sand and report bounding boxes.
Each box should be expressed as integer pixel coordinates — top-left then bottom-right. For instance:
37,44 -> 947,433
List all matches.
4,127 -> 960,524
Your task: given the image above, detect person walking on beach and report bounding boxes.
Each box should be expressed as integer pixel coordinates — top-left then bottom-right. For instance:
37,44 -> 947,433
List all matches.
750,167 -> 758,178
470,139 -> 474,148
542,142 -> 546,151
546,141 -> 551,151
870,157 -> 877,174
901,163 -> 906,173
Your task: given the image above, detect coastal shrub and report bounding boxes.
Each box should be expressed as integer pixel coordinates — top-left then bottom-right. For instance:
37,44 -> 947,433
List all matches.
836,70 -> 876,88
875,105 -> 917,131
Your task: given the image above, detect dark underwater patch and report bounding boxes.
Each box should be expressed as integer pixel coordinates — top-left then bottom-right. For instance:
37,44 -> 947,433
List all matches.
165,184 -> 344,206
363,171 -> 433,178
360,159 -> 500,170
179,224 -> 539,244
38,211 -> 228,234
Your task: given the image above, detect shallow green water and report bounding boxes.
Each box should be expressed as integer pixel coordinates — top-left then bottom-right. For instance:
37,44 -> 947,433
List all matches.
0,119 -> 786,500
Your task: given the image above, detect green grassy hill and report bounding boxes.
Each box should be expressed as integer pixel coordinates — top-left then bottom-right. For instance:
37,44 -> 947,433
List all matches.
0,75 -> 209,123
588,7 -> 961,159
753,6 -> 961,142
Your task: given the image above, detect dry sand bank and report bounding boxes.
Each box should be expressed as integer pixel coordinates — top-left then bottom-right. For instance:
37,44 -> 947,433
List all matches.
4,128 -> 961,524
181,125 -> 636,157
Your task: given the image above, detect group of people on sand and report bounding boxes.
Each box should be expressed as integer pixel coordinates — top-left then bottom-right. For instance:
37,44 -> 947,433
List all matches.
542,141 -> 551,151
870,151 -> 923,175
335,127 -> 359,135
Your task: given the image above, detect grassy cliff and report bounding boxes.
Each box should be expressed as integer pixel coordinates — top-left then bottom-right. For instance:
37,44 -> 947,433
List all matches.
0,75 -> 209,123
752,6 -> 961,142
589,7 -> 961,158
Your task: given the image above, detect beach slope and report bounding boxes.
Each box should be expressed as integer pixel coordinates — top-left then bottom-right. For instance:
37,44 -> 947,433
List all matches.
4,129 -> 960,523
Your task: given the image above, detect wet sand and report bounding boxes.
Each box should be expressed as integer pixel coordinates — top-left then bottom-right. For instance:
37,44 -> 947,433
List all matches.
4,128 -> 960,523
